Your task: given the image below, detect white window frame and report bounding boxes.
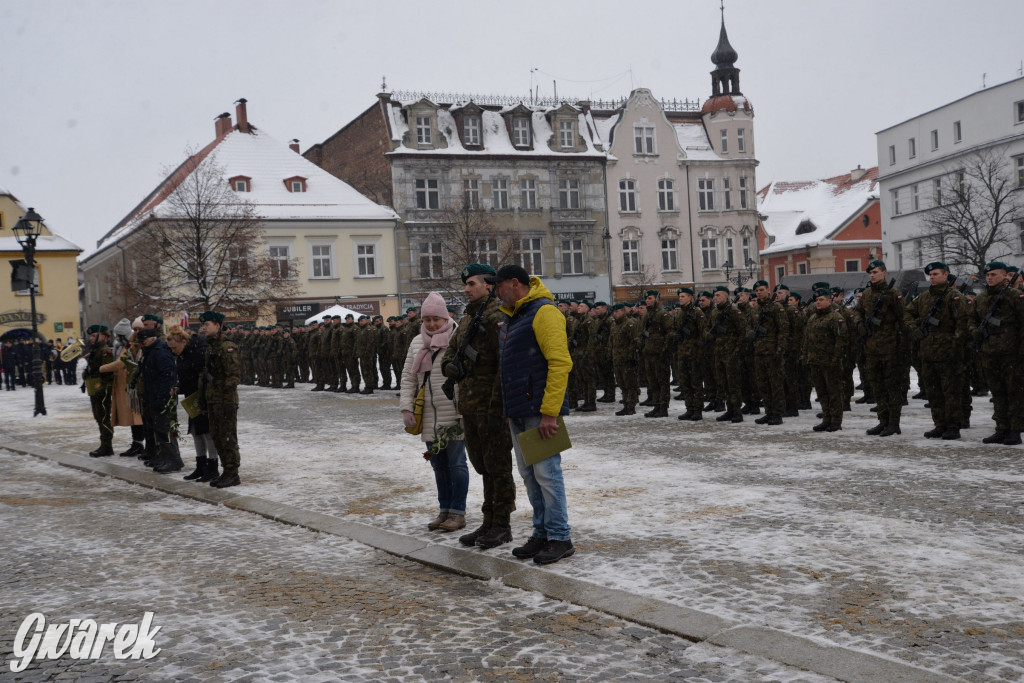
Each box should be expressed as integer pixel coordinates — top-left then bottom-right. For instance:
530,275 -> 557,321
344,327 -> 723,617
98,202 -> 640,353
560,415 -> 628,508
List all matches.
492,178 -> 509,209
797,262 -> 808,275
416,115 -> 432,145
933,178 -> 943,206
737,128 -> 745,153
701,237 -> 718,270
354,240 -> 379,278
559,120 -> 575,149
267,244 -> 292,280
739,176 -> 749,209
558,179 -> 580,209
309,243 -> 335,280
953,120 -> 962,143
618,179 -> 637,213
661,237 -> 678,271
290,180 -> 305,193
930,129 -> 939,151
908,137 -> 916,159
911,184 -> 920,211
892,189 -> 902,216
1018,221 -> 1024,252
720,129 -> 729,154
725,236 -> 735,267
888,145 -> 896,165
634,126 -> 656,155
1016,155 -> 1024,187
622,238 -> 640,273
1017,100 -> 1024,124
561,238 -> 584,275
775,265 -> 785,283
698,178 -> 715,211
234,179 -> 249,192
415,178 -> 439,209
463,115 -> 481,146
741,235 -> 751,264
513,118 -> 530,147
723,177 -> 732,210
463,178 -> 480,208
896,243 -> 904,269
657,178 -> 675,211
419,241 -> 444,279
15,264 -> 40,296
520,178 -> 537,209
517,237 -> 543,275
475,237 -> 499,266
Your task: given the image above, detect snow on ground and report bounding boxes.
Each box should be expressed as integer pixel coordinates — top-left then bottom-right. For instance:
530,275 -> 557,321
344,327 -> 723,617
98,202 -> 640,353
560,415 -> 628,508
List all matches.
2,374 -> 1023,680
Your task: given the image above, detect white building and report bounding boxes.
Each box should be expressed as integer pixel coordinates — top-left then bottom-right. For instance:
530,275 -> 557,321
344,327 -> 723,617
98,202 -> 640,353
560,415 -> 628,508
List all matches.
876,76 -> 1024,271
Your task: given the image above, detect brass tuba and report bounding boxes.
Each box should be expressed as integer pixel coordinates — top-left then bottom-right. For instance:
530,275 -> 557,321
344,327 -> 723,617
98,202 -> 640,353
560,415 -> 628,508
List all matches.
60,338 -> 84,362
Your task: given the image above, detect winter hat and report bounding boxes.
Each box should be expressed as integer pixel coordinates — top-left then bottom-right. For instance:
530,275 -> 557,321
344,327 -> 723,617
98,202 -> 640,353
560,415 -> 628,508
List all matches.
420,291 -> 448,318
112,318 -> 133,338
132,316 -> 144,330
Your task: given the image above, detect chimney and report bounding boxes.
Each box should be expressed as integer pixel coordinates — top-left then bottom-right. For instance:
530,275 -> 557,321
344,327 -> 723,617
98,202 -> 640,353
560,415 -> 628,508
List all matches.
850,164 -> 867,182
235,98 -> 249,133
215,112 -> 232,138
289,139 -> 300,154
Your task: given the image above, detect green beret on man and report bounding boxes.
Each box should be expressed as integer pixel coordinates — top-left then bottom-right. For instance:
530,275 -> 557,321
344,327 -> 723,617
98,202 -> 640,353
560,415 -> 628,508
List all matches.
790,292 -> 802,301
611,303 -> 628,311
813,288 -> 831,299
984,261 -> 1008,273
812,281 -> 831,291
460,263 -> 497,283
87,324 -> 109,335
593,301 -> 607,307
866,259 -> 886,272
141,313 -> 162,324
714,285 -> 730,294
1008,265 -> 1020,274
752,280 -> 769,289
677,287 -> 694,296
198,311 -> 225,324
924,261 -> 949,273
699,291 -> 713,299
645,290 -> 660,298
774,283 -> 790,292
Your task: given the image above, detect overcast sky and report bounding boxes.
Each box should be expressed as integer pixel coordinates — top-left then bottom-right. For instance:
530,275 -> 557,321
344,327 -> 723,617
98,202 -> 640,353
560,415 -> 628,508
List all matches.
2,0 -> 1023,256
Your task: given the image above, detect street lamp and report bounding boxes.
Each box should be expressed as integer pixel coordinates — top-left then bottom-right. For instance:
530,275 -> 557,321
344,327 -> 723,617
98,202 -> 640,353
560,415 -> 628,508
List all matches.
721,257 -> 760,288
12,207 -> 47,416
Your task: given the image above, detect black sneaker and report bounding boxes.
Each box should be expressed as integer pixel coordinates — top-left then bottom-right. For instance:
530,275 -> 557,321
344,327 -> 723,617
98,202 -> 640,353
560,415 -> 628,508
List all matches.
475,525 -> 513,549
459,524 -> 490,547
512,536 -> 548,559
533,539 -> 576,565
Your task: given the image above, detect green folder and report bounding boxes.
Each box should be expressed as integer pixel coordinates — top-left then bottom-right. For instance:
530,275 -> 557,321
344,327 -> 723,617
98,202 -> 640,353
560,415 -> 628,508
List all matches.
515,416 -> 572,466
181,391 -> 201,419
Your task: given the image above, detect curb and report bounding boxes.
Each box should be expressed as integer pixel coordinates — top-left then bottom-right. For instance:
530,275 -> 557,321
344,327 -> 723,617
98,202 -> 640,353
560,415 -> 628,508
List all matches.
5,441 -> 951,683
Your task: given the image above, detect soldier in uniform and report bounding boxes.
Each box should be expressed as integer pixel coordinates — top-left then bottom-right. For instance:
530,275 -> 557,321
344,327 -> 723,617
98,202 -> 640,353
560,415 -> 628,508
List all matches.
441,263 -> 517,550
571,300 -> 597,411
750,280 -> 788,425
375,315 -> 392,390
390,316 -> 406,392
698,291 -> 723,412
198,311 -> 242,487
734,287 -> 760,414
854,260 -> 909,437
328,315 -> 345,392
905,261 -> 970,439
592,302 -> 616,402
637,290 -> 672,418
673,287 -> 707,421
971,261 -> 1024,445
803,289 -> 846,432
609,303 -> 640,415
280,326 -> 297,388
85,324 -> 115,456
308,321 -> 324,390
356,315 -> 377,393
708,285 -> 746,422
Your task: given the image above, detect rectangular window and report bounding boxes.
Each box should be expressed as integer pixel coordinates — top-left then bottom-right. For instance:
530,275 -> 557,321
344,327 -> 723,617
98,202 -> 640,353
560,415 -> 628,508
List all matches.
520,178 -> 537,209
416,116 -> 432,145
415,178 -> 439,209
896,243 -> 904,269
845,259 -> 860,272
797,262 -> 807,275
227,246 -> 249,278
775,265 -> 785,283
720,129 -> 729,154
517,237 -> 543,275
419,241 -> 443,279
311,244 -> 333,279
725,236 -> 735,267
463,116 -> 481,145
908,137 -> 916,159
268,245 -> 290,279
1019,222 -> 1024,253
475,238 -> 499,266
737,128 -> 746,152
513,118 -> 530,146
355,242 -> 378,277
291,181 -> 304,193
739,176 -> 749,209
911,184 -> 920,211
933,178 -> 943,206
492,178 -> 509,209
723,177 -> 732,210
701,237 -> 718,269
561,238 -> 584,274
914,239 -> 923,267
889,145 -> 896,165
661,239 -> 678,271
234,180 -> 249,192
15,265 -> 41,296
742,236 -> 751,264
953,120 -> 962,143
463,179 -> 480,208
657,179 -> 675,211
618,179 -> 637,212
892,189 -> 902,216
1016,156 -> 1024,187
698,178 -> 715,211
558,179 -> 580,209
622,239 -> 640,273
634,126 -> 655,154
931,129 -> 939,150
1017,101 -> 1024,124
559,120 -> 575,148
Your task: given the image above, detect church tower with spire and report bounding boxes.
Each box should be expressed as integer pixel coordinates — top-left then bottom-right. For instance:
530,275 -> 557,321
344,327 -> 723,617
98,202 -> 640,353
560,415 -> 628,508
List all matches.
701,2 -> 754,154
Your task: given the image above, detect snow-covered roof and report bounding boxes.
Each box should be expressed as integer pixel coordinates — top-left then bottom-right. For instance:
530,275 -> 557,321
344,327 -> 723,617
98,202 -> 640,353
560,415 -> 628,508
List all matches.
758,167 -> 880,255
673,122 -> 721,160
304,304 -> 364,325
0,234 -> 82,253
98,127 -> 398,250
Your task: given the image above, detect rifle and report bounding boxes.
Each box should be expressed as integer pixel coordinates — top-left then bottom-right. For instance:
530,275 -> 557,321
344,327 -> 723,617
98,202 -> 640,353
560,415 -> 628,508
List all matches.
976,271 -> 1022,341
862,278 -> 896,339
441,289 -> 495,400
676,305 -> 695,340
634,301 -> 651,363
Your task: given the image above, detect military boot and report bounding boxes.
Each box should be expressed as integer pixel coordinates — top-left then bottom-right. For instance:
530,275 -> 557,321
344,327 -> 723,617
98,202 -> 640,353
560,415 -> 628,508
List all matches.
119,441 -> 145,457
866,423 -> 886,435
825,423 -> 843,432
1004,431 -> 1023,446
923,426 -> 945,438
687,411 -> 703,421
982,430 -> 1008,444
597,393 -> 616,403
577,402 -> 597,412
89,444 -> 114,457
211,472 -> 240,488
459,524 -> 490,547
754,414 -> 771,424
812,421 -> 829,432
475,525 -> 513,549
678,410 -> 694,421
715,411 -> 734,422
765,415 -> 783,425
878,424 -> 901,437
941,428 -> 961,440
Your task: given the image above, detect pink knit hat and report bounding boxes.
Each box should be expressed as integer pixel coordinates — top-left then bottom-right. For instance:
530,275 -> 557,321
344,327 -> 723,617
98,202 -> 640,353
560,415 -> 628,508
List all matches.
420,291 -> 448,318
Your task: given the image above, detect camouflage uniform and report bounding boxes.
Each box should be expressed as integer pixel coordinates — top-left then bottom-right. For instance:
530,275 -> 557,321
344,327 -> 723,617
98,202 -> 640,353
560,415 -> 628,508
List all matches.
571,312 -> 597,409
750,296 -> 789,420
201,331 -> 241,477
593,311 -> 615,401
854,278 -> 909,433
671,303 -> 706,418
803,305 -> 846,428
356,321 -> 377,392
640,301 -> 673,415
708,301 -> 746,418
610,311 -> 641,413
376,321 -> 392,389
972,280 -> 1024,439
87,338 -> 115,449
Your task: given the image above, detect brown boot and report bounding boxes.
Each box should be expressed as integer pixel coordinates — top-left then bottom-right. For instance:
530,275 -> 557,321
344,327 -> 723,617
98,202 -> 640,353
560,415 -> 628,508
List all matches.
427,512 -> 448,530
438,514 -> 466,532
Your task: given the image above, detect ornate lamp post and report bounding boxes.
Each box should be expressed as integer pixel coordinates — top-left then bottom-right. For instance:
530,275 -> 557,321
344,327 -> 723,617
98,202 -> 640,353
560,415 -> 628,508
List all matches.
721,257 -> 760,288
12,207 -> 47,416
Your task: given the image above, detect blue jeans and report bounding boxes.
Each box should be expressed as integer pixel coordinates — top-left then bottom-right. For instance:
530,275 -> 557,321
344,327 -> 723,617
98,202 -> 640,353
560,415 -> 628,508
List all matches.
427,439 -> 468,516
509,416 -> 571,541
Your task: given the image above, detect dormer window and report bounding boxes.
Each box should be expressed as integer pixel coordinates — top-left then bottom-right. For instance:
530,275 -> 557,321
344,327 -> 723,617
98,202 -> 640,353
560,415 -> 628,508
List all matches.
416,116 -> 432,145
229,175 -> 252,192
284,176 -> 308,193
559,120 -> 575,149
795,219 -> 817,235
463,115 -> 481,146
513,118 -> 530,147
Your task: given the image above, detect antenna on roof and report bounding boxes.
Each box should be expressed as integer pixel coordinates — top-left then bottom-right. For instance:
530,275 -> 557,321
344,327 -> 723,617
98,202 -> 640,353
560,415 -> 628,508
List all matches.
982,72 -> 986,88
381,76 -> 387,91
1018,60 -> 1022,76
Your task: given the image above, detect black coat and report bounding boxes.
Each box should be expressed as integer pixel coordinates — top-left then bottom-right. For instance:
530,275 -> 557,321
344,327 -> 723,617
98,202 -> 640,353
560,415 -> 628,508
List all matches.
175,334 -> 207,397
140,340 -> 178,413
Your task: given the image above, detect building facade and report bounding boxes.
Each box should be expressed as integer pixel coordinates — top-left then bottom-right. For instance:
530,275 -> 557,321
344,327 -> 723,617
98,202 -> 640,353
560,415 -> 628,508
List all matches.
757,166 -> 881,289
79,100 -> 400,329
876,76 -> 1024,272
0,191 -> 83,341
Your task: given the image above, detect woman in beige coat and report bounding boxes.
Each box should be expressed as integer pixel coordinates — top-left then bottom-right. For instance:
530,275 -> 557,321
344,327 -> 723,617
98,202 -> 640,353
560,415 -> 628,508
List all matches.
99,318 -> 145,457
400,291 -> 467,532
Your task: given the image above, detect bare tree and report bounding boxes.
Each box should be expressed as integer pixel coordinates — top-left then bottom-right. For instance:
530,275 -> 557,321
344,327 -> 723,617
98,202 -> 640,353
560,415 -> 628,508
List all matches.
414,200 -> 522,296
106,150 -> 300,319
916,146 -> 1024,275
619,264 -> 661,304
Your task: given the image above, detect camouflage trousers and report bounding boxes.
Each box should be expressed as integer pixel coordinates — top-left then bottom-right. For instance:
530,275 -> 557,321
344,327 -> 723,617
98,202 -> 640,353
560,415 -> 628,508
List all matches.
754,354 -> 786,416
378,353 -> 392,388
575,352 -> 596,405
90,389 -> 113,447
980,354 -> 1021,431
919,357 -> 964,429
359,355 -> 377,390
597,351 -> 615,396
642,353 -> 670,408
613,358 -> 640,409
674,352 -> 703,413
713,350 -> 743,413
208,402 -> 241,475
864,352 -> 905,426
345,356 -> 361,390
463,412 -> 516,526
809,363 -> 844,425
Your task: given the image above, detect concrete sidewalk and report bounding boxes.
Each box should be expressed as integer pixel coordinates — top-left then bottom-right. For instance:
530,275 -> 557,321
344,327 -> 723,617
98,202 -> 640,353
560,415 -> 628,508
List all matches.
4,439 -> 947,683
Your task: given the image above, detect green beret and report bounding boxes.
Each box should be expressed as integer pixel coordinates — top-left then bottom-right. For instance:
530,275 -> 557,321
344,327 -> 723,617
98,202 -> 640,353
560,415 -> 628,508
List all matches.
645,290 -> 660,298
677,287 -> 694,296
611,303 -> 628,311
359,315 -> 370,320
460,263 -> 497,283
593,301 -> 608,307
984,261 -> 1008,273
732,287 -> 743,295
866,259 -> 886,272
699,291 -> 713,298
830,286 -> 843,294
321,315 -> 331,320
198,311 -> 225,324
924,261 -> 949,273
87,324 -> 109,334
854,287 -> 865,293
813,288 -> 831,299
753,280 -> 769,289
812,281 -> 831,291
964,289 -> 976,296
790,292 -> 802,301
578,300 -> 592,308
774,283 -> 790,292
407,307 -> 418,313
141,313 -> 163,324
714,285 -> 730,294
1008,265 -> 1020,273
331,315 -> 341,320
446,306 -> 456,313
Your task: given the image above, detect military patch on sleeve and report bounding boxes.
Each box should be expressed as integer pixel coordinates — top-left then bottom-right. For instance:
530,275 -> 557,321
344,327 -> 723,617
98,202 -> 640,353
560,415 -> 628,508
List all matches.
227,348 -> 235,353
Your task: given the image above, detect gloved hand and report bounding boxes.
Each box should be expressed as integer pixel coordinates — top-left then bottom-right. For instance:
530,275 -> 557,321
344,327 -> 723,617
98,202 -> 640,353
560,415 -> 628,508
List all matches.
745,329 -> 756,342
80,382 -> 86,393
402,410 -> 417,430
442,359 -> 463,380
910,328 -> 926,342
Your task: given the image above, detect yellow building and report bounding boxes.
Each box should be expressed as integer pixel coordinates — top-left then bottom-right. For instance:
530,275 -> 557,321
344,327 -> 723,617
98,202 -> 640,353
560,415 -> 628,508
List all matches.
0,191 -> 83,342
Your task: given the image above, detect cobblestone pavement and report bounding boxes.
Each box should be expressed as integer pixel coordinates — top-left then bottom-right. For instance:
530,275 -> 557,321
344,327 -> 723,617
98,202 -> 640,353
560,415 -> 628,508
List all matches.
3,381 -> 1024,679
0,455 -> 832,682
